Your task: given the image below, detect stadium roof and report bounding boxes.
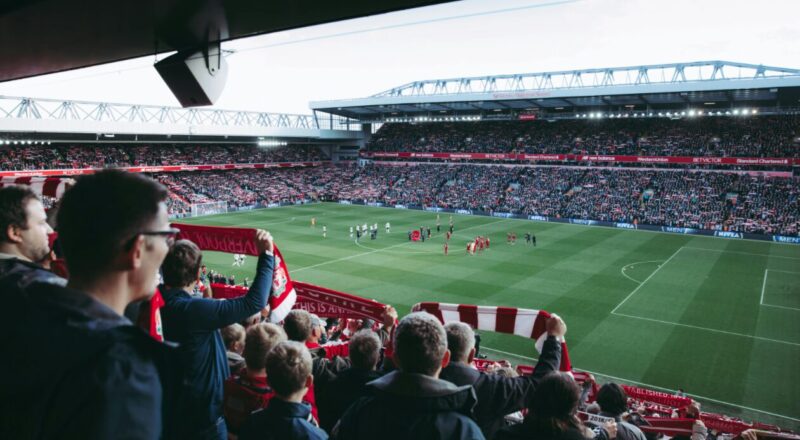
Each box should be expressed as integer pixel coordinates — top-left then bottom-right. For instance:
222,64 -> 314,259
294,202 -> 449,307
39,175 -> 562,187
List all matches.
0,96 -> 362,145
310,61 -> 800,121
0,0 -> 453,83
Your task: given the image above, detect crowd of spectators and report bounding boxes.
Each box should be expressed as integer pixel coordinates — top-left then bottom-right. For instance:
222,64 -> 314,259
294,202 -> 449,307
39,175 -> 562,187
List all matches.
1,169 -> 793,440
156,164 -> 800,236
366,116 -> 800,157
0,144 -> 325,170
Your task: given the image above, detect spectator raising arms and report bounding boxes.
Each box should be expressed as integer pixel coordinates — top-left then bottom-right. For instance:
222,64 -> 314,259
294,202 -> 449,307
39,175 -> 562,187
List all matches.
159,231 -> 275,440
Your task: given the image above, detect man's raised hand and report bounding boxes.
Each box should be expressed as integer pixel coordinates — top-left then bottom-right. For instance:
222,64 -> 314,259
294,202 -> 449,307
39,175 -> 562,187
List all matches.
255,229 -> 274,254
546,314 -> 567,337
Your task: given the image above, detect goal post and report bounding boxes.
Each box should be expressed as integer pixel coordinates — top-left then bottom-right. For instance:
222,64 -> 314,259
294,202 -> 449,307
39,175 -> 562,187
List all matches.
190,201 -> 228,217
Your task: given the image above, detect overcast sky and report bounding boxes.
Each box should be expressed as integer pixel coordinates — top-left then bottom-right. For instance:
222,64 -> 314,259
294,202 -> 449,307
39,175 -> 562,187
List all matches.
0,0 -> 797,114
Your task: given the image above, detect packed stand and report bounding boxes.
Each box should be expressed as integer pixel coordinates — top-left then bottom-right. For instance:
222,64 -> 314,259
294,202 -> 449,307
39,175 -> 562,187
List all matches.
158,164 -> 800,235
0,144 -> 325,170
366,116 -> 800,157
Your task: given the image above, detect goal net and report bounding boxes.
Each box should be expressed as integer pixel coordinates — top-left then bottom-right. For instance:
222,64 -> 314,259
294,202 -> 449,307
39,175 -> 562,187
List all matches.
190,201 -> 228,217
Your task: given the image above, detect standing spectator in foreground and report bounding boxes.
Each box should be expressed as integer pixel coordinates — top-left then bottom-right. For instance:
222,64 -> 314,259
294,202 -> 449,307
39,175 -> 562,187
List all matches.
160,233 -> 275,440
496,372 -> 616,440
333,312 -> 485,440
239,341 -> 329,440
0,170 -> 175,439
439,317 -> 565,439
318,329 -> 383,432
595,383 -> 647,440
0,186 -> 62,287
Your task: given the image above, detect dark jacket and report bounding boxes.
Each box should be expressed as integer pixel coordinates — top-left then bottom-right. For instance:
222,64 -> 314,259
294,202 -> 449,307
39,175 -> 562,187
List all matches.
0,255 -> 66,290
439,335 -> 562,439
333,370 -> 485,440
160,252 -> 274,435
307,345 -> 351,393
239,398 -> 328,440
0,281 -> 169,440
496,423 -> 588,440
596,412 -> 646,440
317,367 -> 382,433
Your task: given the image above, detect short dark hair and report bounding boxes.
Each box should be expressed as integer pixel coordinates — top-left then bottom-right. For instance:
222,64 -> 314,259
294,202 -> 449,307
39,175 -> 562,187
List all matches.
394,312 -> 447,376
56,170 -> 167,279
444,322 -> 475,363
265,341 -> 312,397
0,186 -> 39,243
243,323 -> 287,371
596,383 -> 628,416
161,240 -> 202,287
348,329 -> 381,370
283,310 -> 313,342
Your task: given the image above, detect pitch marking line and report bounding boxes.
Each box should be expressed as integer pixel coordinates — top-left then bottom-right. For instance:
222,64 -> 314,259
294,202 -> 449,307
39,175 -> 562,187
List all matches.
760,269 -> 800,312
354,239 -> 438,254
683,247 -> 800,261
610,247 -> 684,314
480,346 -> 800,423
612,312 -> 800,347
620,260 -> 664,284
292,219 -> 510,273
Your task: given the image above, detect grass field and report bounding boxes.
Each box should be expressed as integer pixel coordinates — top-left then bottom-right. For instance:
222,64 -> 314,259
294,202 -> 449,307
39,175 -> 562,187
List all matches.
180,202 -> 800,428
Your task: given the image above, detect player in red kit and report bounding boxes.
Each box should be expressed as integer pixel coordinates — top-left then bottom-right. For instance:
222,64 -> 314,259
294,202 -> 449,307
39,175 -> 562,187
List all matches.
444,242 -> 448,255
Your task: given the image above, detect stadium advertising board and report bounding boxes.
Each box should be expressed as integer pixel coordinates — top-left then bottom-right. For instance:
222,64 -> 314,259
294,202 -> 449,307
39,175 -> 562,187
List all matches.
661,226 -> 698,234
528,215 -> 548,221
455,209 -> 473,215
338,200 -> 352,205
714,231 -> 743,239
424,206 -> 444,212
773,235 -> 800,244
361,152 -> 798,167
615,223 -> 637,229
492,212 -> 515,218
367,202 -> 384,207
394,204 -> 408,209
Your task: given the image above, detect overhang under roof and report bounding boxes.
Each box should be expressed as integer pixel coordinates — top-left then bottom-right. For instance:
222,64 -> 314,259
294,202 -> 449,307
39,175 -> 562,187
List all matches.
0,0 -> 453,83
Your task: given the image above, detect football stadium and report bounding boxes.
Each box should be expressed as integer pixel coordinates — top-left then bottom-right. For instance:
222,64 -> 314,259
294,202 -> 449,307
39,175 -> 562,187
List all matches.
0,1 -> 798,439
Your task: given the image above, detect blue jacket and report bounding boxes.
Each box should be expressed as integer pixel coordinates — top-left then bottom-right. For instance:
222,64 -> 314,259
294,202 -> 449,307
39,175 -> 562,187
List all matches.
0,280 -> 169,440
160,252 -> 274,435
239,398 -> 328,440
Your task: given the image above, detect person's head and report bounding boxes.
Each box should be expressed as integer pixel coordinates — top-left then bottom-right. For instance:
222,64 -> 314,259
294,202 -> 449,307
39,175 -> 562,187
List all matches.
221,323 -> 246,354
283,309 -> 314,342
244,322 -> 287,372
0,186 -> 52,262
57,170 -> 171,300
393,312 -> 450,377
349,329 -> 381,370
161,240 -> 202,289
444,322 -> 476,364
527,372 -> 582,435
265,341 -> 313,400
596,382 -> 628,416
309,314 -> 325,343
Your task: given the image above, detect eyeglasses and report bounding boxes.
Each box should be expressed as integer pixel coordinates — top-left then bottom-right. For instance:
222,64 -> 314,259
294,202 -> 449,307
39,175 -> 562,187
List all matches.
139,228 -> 181,246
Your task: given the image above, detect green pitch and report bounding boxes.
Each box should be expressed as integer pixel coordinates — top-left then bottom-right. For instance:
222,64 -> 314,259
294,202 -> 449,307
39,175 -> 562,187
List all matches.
179,203 -> 800,428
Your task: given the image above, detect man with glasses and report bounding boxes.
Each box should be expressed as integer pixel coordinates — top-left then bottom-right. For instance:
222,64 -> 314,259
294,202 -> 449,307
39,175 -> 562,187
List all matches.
160,232 -> 275,440
1,170 -> 178,439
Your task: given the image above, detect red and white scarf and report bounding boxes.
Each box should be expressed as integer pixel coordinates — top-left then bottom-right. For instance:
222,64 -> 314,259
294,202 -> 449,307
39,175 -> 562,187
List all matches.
0,177 -> 71,198
171,223 -> 297,322
412,302 -> 572,371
